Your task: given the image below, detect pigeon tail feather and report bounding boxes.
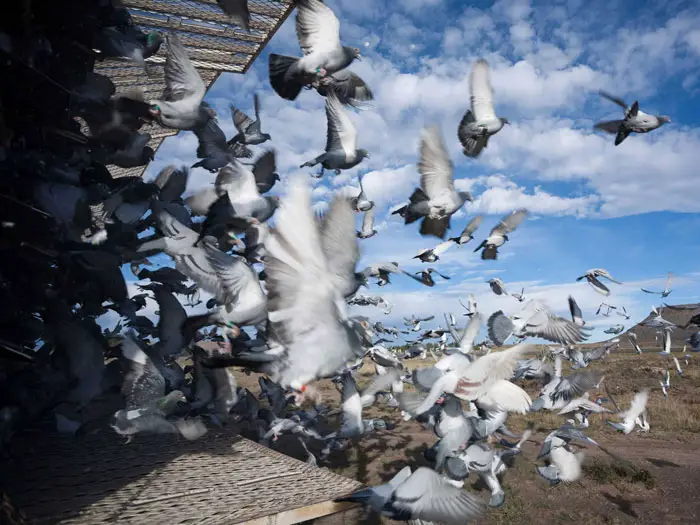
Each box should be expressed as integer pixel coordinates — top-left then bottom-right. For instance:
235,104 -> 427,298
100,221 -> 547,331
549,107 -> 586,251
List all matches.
487,311 -> 514,346
269,54 -> 304,101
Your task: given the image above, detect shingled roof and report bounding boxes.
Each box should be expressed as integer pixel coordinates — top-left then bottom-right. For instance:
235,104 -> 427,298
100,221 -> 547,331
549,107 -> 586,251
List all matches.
97,0 -> 295,179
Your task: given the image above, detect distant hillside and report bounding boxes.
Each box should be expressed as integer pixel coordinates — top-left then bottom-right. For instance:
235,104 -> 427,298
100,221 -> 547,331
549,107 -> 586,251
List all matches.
610,303 -> 699,350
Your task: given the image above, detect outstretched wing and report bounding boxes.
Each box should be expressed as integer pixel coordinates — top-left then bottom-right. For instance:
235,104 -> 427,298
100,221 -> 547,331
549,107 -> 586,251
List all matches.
470,59 -> 497,122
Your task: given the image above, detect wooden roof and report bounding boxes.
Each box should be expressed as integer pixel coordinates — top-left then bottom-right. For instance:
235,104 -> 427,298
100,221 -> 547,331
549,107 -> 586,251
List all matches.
2,429 -> 362,524
98,0 -> 295,179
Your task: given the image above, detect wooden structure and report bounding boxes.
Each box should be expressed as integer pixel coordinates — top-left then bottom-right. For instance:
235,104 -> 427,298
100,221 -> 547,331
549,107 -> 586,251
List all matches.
97,0 -> 296,179
1,429 -> 363,524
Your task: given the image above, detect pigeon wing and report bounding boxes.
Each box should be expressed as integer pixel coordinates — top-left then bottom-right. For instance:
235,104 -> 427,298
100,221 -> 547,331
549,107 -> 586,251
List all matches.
320,194 -> 360,297
162,33 -> 205,103
462,215 -> 484,236
469,59 -> 497,122
360,206 -> 375,233
552,371 -> 601,405
202,239 -> 265,307
231,105 -> 254,133
328,70 -> 374,106
252,150 -> 277,192
295,0 -> 341,56
220,162 -> 262,205
492,208 -> 529,235
393,467 -> 487,524
325,93 -> 358,156
418,126 -> 454,200
525,310 -> 589,345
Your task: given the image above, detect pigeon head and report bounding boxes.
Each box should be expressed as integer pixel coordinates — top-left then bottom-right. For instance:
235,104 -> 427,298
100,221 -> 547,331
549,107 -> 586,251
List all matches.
262,133 -> 272,141
357,148 -> 370,159
273,172 -> 281,181
458,191 -> 473,202
658,115 -> 671,124
500,117 -> 511,125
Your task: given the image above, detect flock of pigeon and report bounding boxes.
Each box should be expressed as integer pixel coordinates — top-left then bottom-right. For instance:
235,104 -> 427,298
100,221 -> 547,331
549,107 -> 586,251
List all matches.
1,0 -> 699,523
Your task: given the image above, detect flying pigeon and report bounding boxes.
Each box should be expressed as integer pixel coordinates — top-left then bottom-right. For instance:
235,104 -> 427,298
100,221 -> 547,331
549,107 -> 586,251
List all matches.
607,388 -> 650,434
356,207 -> 377,239
641,272 -> 673,298
268,0 -> 362,101
594,90 -> 670,146
449,215 -> 483,245
350,173 -> 374,212
413,240 -> 455,263
300,92 -> 369,177
458,59 -> 509,158
217,1 -> 251,31
335,466 -> 486,524
228,94 -> 271,147
392,126 -> 472,239
473,209 -> 528,260
487,278 -> 507,296
576,268 -> 621,296
603,324 -> 624,335
536,425 -> 598,484
408,268 -> 451,287
488,300 -> 590,347
511,287 -> 526,303
616,306 -> 631,320
148,33 -> 208,130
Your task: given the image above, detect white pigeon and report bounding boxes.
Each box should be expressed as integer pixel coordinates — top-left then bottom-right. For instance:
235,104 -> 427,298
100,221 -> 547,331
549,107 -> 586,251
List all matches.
263,176 -> 367,392
608,389 -> 650,434
458,58 -> 509,158
148,33 -> 207,130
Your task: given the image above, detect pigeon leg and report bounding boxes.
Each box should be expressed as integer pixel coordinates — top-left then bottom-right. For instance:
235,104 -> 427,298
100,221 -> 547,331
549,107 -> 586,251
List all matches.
334,169 -> 341,175
312,167 -> 324,179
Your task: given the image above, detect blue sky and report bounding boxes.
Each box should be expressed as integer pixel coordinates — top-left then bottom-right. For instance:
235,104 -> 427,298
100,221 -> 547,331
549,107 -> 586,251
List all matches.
114,0 -> 700,344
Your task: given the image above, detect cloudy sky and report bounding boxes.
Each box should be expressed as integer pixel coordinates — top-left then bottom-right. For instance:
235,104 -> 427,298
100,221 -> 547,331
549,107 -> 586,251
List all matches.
117,0 -> 700,345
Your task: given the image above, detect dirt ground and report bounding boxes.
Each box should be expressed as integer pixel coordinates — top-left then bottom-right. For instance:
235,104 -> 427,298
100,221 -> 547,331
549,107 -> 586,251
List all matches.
232,348 -> 700,524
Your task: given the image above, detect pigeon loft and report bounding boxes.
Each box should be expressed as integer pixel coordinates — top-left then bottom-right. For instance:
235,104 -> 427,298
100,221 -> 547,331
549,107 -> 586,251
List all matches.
92,0 -> 296,180
0,429 -> 364,524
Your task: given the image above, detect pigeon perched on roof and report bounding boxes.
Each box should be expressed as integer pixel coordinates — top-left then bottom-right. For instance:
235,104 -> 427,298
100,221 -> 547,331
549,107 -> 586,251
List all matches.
300,92 -> 369,177
392,126 -> 472,239
228,94 -> 271,147
474,209 -> 528,260
576,268 -> 621,296
268,0 -> 362,101
335,466 -> 486,524
449,215 -> 483,245
488,300 -> 590,347
458,59 -> 509,157
148,33 -> 208,130
594,91 -> 670,146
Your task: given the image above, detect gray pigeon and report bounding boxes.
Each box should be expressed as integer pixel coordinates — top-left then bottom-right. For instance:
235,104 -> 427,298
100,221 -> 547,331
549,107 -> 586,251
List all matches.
408,268 -> 451,287
252,150 -> 280,193
576,268 -> 621,296
488,278 -> 507,296
268,0 -> 361,101
458,59 -> 509,158
148,33 -> 209,130
217,0 -> 251,31
392,126 -> 472,239
335,466 -> 486,524
594,91 -> 670,146
228,94 -> 271,146
312,68 -> 373,108
474,209 -> 528,260
192,115 -> 238,173
300,92 -> 369,177
449,215 -> 483,245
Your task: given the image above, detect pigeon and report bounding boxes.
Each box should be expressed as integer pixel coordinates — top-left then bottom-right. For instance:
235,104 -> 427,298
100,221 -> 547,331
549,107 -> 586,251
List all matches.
392,126 -> 472,239
148,33 -> 208,130
356,207 -> 377,239
335,466 -> 486,524
594,90 -> 670,146
458,59 -> 509,157
300,92 -> 369,177
536,425 -> 598,484
641,272 -> 673,298
311,68 -> 373,108
449,215 -> 483,245
487,278 -> 507,296
607,389 -> 650,434
603,324 -> 624,335
217,0 -> 251,32
642,305 -> 676,330
252,150 -> 280,194
511,287 -> 526,303
262,176 -> 367,392
628,332 -> 643,354
616,306 -> 631,320
228,94 -> 271,146
110,334 -> 205,442
268,0 -> 362,101
530,357 -> 602,412
488,300 -> 590,347
409,268 -> 451,287
350,173 -> 374,212
413,240 -> 455,263
473,209 -> 528,260
576,268 -> 621,296
358,262 -> 406,287
191,115 -> 238,173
